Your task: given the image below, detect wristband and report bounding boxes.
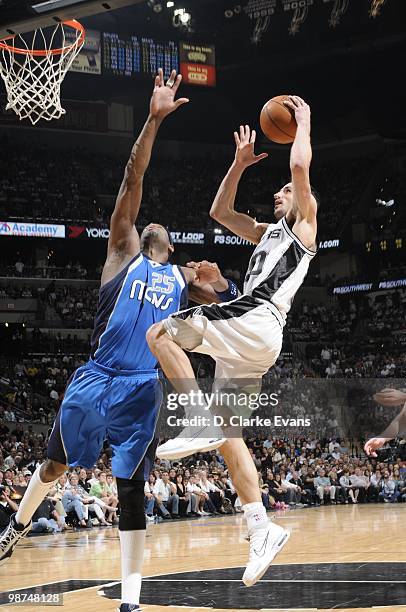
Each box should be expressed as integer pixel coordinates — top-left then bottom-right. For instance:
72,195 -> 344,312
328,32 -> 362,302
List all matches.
215,278 -> 239,302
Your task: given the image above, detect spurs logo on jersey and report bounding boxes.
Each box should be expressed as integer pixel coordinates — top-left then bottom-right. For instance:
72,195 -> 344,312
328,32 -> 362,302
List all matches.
243,216 -> 316,321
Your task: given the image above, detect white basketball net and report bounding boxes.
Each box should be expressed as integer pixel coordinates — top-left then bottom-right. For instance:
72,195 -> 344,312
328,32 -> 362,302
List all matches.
0,21 -> 85,125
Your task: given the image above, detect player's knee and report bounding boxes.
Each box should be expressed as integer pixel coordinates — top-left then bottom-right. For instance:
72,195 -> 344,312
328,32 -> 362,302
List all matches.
146,322 -> 166,353
116,478 -> 146,531
40,459 -> 67,482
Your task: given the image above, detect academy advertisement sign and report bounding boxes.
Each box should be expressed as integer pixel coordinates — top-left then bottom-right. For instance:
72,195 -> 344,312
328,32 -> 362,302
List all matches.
0,221 -> 65,238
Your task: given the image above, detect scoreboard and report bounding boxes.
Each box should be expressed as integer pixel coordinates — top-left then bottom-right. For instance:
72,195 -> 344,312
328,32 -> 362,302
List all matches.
102,33 -> 179,78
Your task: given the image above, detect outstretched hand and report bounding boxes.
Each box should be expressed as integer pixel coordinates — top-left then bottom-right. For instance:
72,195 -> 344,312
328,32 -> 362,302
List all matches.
234,125 -> 268,169
150,68 -> 189,120
364,437 -> 390,457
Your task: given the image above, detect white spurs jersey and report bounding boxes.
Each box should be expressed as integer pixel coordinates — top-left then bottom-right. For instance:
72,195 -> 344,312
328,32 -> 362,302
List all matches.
243,216 -> 317,322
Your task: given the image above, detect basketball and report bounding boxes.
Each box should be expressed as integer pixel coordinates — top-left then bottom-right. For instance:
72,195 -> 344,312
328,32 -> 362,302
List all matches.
260,95 -> 297,144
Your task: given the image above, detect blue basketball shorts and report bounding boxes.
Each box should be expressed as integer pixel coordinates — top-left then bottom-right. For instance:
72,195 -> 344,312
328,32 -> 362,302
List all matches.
47,360 -> 162,480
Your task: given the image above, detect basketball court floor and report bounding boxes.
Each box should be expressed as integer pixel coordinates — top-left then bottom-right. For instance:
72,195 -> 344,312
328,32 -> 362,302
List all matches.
2,505 -> 405,611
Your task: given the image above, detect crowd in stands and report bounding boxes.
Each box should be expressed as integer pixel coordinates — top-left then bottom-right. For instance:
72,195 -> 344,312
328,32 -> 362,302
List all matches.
0,259 -> 95,280
0,143 -> 381,236
1,284 -> 405,424
287,291 -> 406,378
1,427 -> 405,536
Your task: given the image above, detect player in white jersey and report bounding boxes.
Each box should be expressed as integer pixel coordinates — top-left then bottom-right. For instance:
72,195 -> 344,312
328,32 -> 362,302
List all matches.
147,95 -> 319,586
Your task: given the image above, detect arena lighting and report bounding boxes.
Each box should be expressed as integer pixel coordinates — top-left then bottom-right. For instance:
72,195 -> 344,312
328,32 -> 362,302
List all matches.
214,228 -> 223,234
166,0 -> 174,5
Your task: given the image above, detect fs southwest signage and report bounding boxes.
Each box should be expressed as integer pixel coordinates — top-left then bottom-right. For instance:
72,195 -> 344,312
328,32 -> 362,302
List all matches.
179,42 -> 216,87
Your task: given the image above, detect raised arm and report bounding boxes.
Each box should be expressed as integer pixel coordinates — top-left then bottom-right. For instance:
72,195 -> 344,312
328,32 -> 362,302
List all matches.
210,125 -> 269,245
102,69 -> 189,285
283,96 -> 317,224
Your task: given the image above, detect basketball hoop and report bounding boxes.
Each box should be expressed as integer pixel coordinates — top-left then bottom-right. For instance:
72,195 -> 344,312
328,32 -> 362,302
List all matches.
0,20 -> 85,125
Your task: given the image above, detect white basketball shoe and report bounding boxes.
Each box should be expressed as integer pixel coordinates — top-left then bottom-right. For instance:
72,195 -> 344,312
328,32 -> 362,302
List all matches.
156,425 -> 225,460
243,522 -> 290,587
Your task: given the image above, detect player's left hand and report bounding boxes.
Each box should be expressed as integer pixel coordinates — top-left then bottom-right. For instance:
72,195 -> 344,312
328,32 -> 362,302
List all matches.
150,68 -> 189,120
234,125 -> 268,168
283,95 -> 311,129
187,260 -> 221,284
364,437 -> 390,457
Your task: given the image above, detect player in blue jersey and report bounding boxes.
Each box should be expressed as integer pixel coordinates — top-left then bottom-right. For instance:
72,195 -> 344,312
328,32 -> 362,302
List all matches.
0,69 -> 236,612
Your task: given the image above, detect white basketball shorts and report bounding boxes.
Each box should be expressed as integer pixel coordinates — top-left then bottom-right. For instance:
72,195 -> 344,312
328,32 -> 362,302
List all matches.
163,295 -> 284,384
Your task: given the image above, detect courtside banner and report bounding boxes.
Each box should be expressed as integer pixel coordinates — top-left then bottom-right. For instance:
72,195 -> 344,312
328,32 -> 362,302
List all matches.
170,231 -> 205,245
180,42 -> 216,87
213,234 -> 254,247
0,221 -> 65,238
333,278 -> 406,294
68,226 -> 110,239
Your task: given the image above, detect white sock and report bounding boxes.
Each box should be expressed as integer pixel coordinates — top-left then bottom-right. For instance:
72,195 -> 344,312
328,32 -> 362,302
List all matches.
119,529 -> 146,605
243,502 -> 269,533
15,466 -> 58,527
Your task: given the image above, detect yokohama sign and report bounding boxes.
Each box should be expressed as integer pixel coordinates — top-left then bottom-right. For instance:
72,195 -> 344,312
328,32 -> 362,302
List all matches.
68,226 -> 110,239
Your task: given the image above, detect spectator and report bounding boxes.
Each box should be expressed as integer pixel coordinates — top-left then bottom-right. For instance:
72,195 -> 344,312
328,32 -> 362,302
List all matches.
0,485 -> 19,529
339,470 -> 356,504
78,468 -> 91,493
314,469 -> 336,504
68,472 -> 110,527
144,474 -> 157,520
369,469 -> 382,502
280,471 -> 302,506
199,470 -> 225,514
379,471 -> 400,503
186,475 -> 209,516
31,497 -> 66,534
349,468 -> 369,503
61,485 -> 89,528
174,473 -> 193,517
153,471 -> 179,519
89,472 -> 118,524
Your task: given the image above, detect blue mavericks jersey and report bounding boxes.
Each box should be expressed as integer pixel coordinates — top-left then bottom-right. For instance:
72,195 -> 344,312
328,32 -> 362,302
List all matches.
90,252 -> 188,371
